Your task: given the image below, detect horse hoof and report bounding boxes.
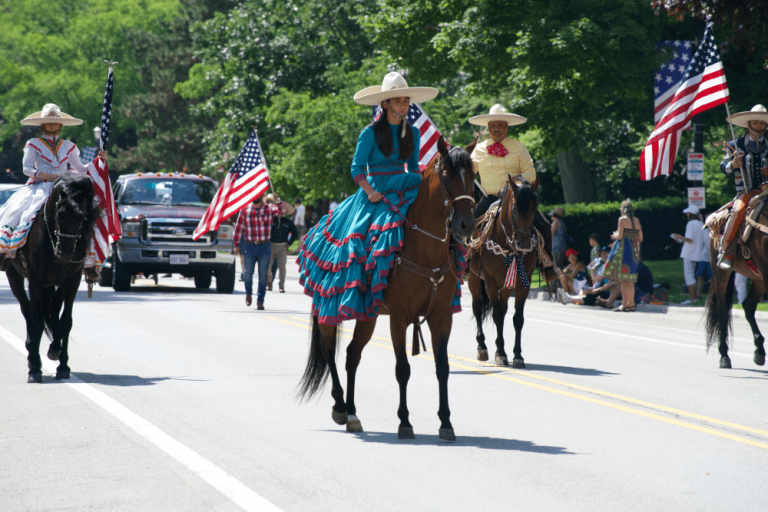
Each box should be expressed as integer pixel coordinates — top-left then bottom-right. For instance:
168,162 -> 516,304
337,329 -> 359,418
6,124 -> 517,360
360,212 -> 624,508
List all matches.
512,358 -> 525,369
331,408 -> 348,425
398,426 -> 415,439
719,357 -> 732,369
47,348 -> 60,361
477,349 -> 489,362
754,354 -> 765,366
27,372 -> 42,384
495,354 -> 508,366
439,428 -> 456,442
55,368 -> 70,380
346,415 -> 363,432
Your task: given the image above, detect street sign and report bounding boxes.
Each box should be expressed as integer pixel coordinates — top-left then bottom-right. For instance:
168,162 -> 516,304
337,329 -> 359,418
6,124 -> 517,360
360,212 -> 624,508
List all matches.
688,187 -> 706,209
687,153 -> 704,181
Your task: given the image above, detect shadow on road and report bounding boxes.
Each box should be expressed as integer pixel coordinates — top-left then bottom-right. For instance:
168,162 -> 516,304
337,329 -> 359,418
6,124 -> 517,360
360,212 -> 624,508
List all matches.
328,430 -> 575,454
722,368 -> 768,379
523,364 -> 618,377
71,372 -> 206,386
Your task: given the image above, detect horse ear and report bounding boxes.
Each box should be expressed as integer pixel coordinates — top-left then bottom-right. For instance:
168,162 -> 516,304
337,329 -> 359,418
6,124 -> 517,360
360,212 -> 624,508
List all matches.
437,135 -> 448,156
530,177 -> 540,193
465,138 -> 478,155
507,174 -> 519,195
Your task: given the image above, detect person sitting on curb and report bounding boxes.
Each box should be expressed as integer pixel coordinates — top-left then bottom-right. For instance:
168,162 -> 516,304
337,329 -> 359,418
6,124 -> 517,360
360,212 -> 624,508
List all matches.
558,248 -> 589,295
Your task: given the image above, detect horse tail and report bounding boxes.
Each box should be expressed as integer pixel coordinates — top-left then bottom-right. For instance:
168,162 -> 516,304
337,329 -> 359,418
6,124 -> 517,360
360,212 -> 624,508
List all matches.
478,278 -> 492,323
705,270 -> 734,352
298,315 -> 336,400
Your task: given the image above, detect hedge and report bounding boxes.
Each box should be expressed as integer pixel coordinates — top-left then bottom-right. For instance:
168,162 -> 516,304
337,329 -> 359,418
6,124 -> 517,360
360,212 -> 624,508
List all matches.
540,196 -> 690,261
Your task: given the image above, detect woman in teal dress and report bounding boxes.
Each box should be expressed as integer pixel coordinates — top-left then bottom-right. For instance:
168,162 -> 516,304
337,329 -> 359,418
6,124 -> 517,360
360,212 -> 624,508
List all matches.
297,72 -> 439,325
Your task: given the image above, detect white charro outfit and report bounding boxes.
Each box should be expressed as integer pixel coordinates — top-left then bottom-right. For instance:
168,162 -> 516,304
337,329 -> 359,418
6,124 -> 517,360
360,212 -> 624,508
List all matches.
0,104 -> 99,268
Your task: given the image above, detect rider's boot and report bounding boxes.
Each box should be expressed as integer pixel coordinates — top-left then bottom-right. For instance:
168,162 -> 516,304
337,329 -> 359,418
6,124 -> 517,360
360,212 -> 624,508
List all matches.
533,210 -> 559,283
717,194 -> 749,270
84,265 -> 101,284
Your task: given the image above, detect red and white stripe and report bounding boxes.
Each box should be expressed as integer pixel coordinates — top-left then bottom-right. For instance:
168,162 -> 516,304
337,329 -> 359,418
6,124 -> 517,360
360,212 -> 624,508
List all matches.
87,157 -> 121,265
409,103 -> 443,169
640,61 -> 729,181
504,257 -> 517,289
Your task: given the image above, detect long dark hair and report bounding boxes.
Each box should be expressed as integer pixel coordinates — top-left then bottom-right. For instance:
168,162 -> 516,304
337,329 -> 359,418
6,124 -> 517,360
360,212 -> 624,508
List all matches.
373,100 -> 414,161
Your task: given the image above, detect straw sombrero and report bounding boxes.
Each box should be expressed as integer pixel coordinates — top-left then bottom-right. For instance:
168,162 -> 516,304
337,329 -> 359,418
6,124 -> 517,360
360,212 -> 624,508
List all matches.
469,104 -> 527,127
353,72 -> 438,106
20,103 -> 83,127
727,104 -> 768,128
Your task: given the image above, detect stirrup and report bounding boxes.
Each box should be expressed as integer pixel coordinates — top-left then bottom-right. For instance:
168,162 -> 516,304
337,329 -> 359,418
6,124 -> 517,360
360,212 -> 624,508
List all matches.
717,253 -> 733,270
84,266 -> 101,284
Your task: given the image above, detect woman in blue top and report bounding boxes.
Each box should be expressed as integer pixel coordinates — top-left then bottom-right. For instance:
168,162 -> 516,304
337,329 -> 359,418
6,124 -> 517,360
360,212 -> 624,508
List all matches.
297,72 -> 438,325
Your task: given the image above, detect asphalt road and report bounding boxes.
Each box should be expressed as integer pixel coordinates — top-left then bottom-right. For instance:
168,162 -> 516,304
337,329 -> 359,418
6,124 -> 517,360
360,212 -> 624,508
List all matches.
1,264 -> 767,512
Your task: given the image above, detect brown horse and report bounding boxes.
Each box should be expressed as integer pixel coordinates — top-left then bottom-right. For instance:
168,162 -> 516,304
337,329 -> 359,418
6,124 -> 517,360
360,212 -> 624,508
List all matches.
298,137 -> 476,441
705,214 -> 767,368
467,177 -> 540,368
5,175 -> 101,383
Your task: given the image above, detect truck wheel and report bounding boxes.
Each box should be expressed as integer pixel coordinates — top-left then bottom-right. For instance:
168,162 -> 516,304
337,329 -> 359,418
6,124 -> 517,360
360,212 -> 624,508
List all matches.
194,273 -> 213,289
99,265 -> 113,287
112,255 -> 132,292
215,263 -> 236,294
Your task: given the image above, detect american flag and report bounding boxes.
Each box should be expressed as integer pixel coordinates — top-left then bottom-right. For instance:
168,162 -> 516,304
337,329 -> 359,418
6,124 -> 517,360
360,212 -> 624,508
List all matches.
193,131 -> 271,240
373,103 -> 444,169
503,254 -> 530,289
640,24 -> 729,181
654,41 -> 692,124
88,66 -> 121,265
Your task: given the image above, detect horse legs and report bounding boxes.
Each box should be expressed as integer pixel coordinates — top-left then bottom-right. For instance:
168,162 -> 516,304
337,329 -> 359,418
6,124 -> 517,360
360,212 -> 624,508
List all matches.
510,287 -> 529,369
6,265 -> 30,324
389,316 -> 414,439
344,319 -> 375,433
704,265 -> 734,369
315,321 -> 347,426
469,273 -> 488,361
485,281 -> 508,366
55,274 -> 81,380
744,280 -> 766,366
427,312 -> 455,441
25,281 -> 49,383
46,287 -> 65,361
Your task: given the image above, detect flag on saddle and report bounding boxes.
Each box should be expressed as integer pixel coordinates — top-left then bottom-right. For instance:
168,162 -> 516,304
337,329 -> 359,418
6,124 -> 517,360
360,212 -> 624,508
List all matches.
88,65 -> 121,266
193,131 -> 271,240
373,103 -> 444,170
640,24 -> 729,181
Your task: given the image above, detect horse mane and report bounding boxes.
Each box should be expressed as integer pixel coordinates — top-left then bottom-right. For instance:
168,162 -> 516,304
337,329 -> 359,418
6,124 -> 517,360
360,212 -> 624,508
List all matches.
512,178 -> 536,216
54,174 -> 102,229
445,146 -> 472,178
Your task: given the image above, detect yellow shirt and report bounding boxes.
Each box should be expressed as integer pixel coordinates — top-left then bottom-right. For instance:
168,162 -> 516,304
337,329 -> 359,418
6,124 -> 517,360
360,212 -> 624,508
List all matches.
471,138 -> 536,195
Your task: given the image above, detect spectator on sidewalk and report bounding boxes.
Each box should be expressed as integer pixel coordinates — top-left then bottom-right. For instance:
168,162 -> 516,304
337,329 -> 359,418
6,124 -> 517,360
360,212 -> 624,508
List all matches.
671,205 -> 704,304
294,198 -> 306,235
735,274 -> 749,304
588,244 -> 609,283
695,224 -> 713,301
329,197 -> 339,212
268,211 -> 299,293
635,257 -> 654,303
549,206 -> 567,269
559,248 -> 589,295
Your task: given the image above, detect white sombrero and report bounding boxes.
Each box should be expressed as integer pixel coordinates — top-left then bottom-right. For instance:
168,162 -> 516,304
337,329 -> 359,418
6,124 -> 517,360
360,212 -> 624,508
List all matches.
469,104 -> 527,127
727,104 -> 768,128
20,103 -> 83,127
353,72 -> 438,106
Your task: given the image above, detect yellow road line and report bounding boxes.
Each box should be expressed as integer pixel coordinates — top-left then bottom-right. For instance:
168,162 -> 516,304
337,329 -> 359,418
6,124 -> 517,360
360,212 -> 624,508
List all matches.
269,316 -> 768,450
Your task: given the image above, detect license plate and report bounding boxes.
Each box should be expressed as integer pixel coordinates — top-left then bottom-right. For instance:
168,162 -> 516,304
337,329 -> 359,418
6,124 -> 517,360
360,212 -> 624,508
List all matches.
170,254 -> 189,265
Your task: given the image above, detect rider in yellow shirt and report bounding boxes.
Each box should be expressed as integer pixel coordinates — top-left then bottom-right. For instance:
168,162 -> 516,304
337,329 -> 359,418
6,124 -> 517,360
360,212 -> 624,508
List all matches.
469,104 -> 558,282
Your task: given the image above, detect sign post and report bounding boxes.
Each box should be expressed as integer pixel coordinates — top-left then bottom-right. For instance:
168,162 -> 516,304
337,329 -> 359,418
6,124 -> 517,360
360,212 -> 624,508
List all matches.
688,186 -> 706,209
686,152 -> 704,181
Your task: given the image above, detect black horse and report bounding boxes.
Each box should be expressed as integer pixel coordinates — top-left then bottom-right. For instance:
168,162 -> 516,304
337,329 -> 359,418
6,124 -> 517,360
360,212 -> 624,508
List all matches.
5,174 -> 100,383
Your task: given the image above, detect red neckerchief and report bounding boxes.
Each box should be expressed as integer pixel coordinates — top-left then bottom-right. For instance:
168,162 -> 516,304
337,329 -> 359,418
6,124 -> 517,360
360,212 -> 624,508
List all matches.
488,141 -> 509,158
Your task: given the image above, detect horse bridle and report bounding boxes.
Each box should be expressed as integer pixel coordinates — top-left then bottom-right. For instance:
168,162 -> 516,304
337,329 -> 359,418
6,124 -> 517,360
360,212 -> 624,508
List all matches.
43,188 -> 86,264
498,188 -> 536,255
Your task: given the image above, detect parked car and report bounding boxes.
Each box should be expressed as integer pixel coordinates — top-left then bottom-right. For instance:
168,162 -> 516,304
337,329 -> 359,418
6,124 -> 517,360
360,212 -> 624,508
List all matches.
101,172 -> 236,293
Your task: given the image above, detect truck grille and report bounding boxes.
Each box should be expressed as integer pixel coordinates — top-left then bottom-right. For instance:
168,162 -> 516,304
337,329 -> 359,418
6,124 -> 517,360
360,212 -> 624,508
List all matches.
142,219 -> 212,245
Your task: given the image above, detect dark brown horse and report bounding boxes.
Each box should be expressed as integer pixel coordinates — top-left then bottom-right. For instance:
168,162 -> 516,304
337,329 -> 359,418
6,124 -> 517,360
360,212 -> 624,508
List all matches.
467,177 -> 540,368
705,216 -> 767,368
298,137 -> 476,441
5,174 -> 100,383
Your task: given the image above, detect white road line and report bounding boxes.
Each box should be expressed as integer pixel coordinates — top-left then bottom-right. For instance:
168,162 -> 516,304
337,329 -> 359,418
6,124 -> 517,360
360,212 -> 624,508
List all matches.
0,322 -> 281,512
522,317 -> 753,358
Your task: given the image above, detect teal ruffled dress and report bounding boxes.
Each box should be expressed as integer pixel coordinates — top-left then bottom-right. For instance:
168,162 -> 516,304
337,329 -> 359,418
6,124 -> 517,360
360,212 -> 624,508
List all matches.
298,123 -> 466,325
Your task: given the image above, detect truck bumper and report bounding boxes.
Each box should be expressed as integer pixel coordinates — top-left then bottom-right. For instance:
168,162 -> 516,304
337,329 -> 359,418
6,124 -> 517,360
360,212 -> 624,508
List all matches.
115,239 -> 235,272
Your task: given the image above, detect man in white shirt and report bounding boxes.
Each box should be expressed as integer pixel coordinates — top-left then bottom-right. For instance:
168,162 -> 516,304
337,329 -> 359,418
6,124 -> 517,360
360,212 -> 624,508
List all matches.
672,205 -> 704,304
294,198 -> 306,234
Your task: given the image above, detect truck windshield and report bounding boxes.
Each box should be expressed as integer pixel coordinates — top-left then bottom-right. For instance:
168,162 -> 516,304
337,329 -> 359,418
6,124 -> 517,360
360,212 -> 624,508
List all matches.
122,179 -> 217,206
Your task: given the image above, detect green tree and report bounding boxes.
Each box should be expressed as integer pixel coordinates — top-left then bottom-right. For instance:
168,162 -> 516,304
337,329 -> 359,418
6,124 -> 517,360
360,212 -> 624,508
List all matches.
365,0 -> 668,203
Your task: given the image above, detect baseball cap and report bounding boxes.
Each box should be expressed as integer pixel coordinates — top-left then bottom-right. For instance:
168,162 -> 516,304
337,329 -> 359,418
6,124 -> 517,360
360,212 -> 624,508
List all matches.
682,205 -> 699,214
601,246 -> 610,252
565,248 -> 579,258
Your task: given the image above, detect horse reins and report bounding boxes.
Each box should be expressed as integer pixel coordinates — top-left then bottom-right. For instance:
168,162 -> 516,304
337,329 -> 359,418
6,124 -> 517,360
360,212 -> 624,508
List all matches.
43,189 -> 86,264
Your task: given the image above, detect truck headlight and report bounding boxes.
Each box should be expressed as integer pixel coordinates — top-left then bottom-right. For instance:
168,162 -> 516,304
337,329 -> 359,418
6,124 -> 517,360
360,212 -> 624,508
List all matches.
123,222 -> 140,238
217,224 -> 233,240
